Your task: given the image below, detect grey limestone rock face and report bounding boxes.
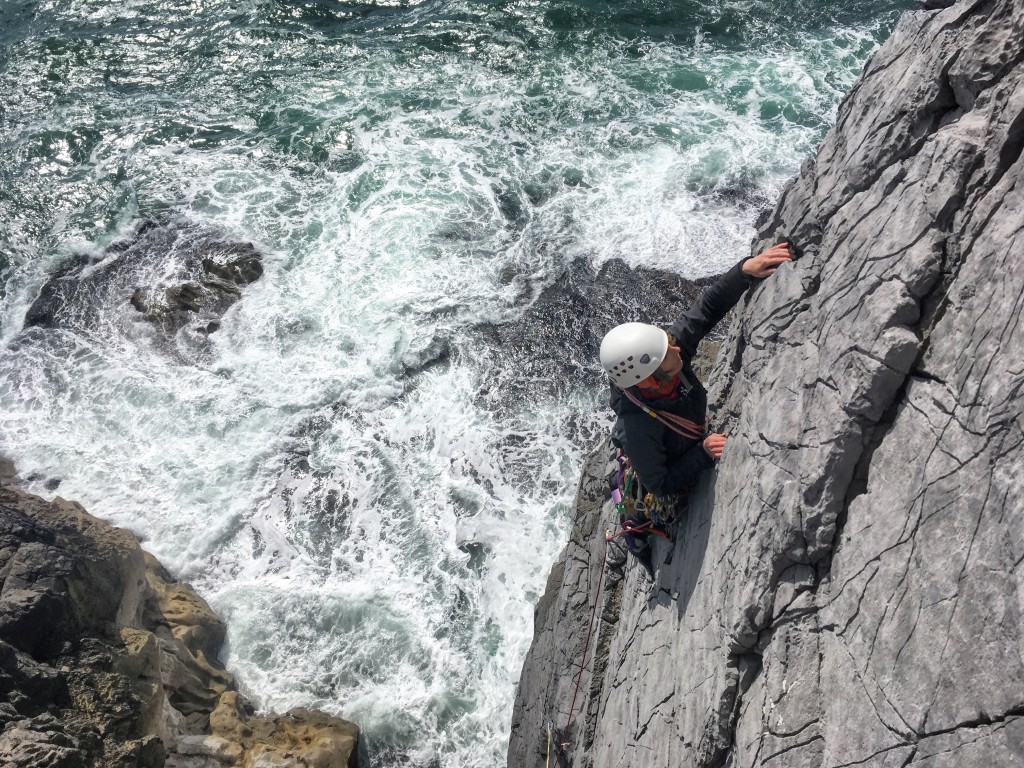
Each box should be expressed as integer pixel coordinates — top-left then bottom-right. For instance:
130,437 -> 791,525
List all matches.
508,1 -> 1024,766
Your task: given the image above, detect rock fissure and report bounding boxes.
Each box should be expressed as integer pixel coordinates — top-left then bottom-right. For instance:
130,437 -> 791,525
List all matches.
766,716 -> 821,740
831,548 -> 903,625
832,742 -> 915,768
632,691 -> 675,742
761,734 -> 825,764
917,473 -> 996,717
919,707 -> 1024,740
889,593 -> 926,672
839,637 -> 917,740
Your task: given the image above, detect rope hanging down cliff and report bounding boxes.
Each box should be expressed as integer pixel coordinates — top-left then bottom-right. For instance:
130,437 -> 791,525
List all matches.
547,506 -> 669,765
546,541 -> 607,768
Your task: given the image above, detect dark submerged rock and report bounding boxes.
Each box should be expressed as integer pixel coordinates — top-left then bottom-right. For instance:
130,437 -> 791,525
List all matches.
475,257 -> 716,408
128,243 -> 264,336
24,220 -> 264,355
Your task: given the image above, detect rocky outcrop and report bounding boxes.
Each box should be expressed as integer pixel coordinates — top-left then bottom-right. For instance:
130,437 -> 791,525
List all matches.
25,220 -> 264,350
509,1 -> 1024,766
128,248 -> 263,337
0,484 -> 360,768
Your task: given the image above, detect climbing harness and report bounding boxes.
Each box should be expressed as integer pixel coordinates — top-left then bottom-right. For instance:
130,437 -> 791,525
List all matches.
611,453 -> 675,547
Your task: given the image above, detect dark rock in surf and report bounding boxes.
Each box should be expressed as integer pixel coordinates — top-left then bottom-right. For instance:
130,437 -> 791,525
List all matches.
129,242 -> 264,336
397,333 -> 452,377
475,257 -> 717,408
23,220 -> 264,353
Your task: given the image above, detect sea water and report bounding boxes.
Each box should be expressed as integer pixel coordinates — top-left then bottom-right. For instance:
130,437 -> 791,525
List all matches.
0,1 -> 910,765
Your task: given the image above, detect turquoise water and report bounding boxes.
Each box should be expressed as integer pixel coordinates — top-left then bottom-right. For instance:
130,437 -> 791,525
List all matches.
0,1 -> 909,765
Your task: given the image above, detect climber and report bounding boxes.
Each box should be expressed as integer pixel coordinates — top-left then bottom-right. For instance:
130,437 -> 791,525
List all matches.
600,243 -> 793,539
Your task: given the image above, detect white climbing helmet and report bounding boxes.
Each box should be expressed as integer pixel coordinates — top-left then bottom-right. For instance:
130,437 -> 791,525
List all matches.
599,322 -> 668,388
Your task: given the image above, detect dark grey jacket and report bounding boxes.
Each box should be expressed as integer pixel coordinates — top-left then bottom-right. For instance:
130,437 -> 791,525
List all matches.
610,258 -> 754,497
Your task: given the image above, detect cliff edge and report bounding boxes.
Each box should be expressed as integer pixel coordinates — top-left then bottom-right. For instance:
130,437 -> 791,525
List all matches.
509,1 -> 1024,766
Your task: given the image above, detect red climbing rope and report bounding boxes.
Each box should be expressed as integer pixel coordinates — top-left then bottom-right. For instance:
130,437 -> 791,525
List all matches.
561,542 -> 609,745
605,520 -> 670,542
556,518 -> 668,757
621,388 -> 705,439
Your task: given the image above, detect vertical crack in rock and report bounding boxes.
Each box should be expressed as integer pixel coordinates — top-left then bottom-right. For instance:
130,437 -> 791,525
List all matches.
702,653 -> 762,768
580,564 -> 624,756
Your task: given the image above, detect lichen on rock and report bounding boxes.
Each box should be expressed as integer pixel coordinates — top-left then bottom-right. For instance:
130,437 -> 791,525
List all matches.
0,485 -> 360,768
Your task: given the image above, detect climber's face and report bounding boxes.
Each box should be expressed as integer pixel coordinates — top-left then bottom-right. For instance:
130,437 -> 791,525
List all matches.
659,343 -> 683,378
637,341 -> 683,390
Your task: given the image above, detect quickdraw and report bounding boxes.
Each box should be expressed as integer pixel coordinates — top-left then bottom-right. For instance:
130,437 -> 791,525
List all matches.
611,454 -> 675,543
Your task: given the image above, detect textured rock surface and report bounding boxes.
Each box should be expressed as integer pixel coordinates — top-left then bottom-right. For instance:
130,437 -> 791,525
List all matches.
0,485 -> 360,767
509,1 -> 1024,766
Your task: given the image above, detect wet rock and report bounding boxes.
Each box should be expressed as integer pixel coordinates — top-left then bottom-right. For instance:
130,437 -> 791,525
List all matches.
23,220 -> 265,355
475,257 -> 716,408
244,452 -> 356,572
129,244 -> 264,336
22,256 -> 91,329
0,454 -> 17,485
511,2 -> 1024,766
398,333 -> 451,376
